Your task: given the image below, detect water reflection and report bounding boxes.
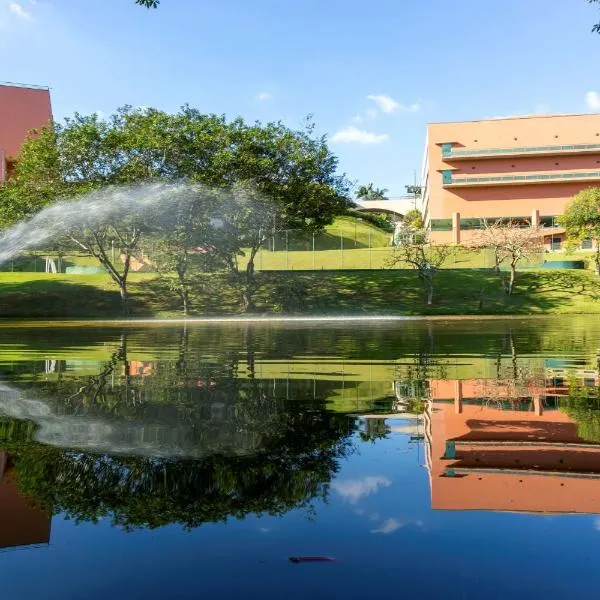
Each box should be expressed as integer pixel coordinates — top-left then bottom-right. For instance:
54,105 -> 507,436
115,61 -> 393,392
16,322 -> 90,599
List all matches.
0,319 -> 599,552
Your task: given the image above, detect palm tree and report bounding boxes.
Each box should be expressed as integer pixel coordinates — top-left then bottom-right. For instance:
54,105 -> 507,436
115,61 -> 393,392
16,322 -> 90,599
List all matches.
356,183 -> 388,200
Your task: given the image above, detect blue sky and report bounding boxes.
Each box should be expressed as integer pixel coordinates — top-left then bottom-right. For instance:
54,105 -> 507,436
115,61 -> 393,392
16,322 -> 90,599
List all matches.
0,0 -> 599,196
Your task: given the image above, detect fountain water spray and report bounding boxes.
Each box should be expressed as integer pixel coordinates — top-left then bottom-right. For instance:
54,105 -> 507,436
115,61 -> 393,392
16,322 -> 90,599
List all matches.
0,182 -> 201,266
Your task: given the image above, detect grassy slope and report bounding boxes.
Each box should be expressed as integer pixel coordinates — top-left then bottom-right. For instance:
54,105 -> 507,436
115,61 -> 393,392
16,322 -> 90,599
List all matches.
0,269 -> 599,318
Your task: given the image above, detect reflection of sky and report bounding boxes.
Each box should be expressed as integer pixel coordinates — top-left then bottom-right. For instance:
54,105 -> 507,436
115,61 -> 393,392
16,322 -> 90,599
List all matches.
2,419 -> 600,599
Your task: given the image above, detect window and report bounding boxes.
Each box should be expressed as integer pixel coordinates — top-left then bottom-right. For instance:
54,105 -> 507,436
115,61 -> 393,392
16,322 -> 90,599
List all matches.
582,238 -> 593,249
551,237 -> 562,250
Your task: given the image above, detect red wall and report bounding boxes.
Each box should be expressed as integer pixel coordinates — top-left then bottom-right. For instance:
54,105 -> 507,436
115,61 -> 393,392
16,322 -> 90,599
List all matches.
0,84 -> 52,158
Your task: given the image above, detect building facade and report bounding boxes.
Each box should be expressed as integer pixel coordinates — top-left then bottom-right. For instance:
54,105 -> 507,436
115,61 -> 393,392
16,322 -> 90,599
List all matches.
0,82 -> 52,181
421,113 -> 600,248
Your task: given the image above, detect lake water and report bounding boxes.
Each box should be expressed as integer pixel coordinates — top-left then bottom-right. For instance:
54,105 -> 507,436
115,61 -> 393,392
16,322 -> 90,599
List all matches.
0,317 -> 599,599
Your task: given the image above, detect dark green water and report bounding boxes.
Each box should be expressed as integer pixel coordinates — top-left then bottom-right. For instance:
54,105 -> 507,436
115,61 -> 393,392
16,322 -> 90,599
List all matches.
0,317 -> 599,599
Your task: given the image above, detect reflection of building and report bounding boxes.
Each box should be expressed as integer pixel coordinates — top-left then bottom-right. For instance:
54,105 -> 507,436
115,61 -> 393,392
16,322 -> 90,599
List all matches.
421,113 -> 600,247
0,82 -> 52,181
0,452 -> 51,549
425,380 -> 600,514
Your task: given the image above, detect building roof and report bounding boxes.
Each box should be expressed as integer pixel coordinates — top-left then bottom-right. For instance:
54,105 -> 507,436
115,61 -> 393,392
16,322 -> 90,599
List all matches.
427,112 -> 600,126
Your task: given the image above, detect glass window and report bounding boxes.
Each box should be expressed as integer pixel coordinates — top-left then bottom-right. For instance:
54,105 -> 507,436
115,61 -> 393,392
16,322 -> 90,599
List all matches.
551,237 -> 562,250
582,238 -> 593,249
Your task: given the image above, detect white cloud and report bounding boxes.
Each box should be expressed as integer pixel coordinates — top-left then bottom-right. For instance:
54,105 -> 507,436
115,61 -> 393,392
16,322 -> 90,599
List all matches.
8,2 -> 32,20
332,476 -> 391,503
586,91 -> 600,111
366,95 -> 421,115
365,108 -> 378,119
256,92 -> 273,101
331,126 -> 389,145
371,518 -> 403,534
367,94 -> 400,114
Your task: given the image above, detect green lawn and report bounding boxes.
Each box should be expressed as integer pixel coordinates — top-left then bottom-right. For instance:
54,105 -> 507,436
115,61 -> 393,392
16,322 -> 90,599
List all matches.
0,268 -> 599,319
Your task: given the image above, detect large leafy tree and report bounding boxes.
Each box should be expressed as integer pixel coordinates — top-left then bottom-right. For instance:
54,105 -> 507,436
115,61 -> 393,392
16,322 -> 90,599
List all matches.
559,187 -> 600,275
1,106 -> 349,314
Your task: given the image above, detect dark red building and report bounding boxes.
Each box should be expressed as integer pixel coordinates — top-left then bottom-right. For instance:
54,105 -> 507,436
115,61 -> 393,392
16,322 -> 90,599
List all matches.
0,82 -> 52,180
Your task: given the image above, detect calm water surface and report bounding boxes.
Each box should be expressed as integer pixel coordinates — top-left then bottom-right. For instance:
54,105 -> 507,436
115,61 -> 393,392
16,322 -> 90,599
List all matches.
0,318 -> 599,599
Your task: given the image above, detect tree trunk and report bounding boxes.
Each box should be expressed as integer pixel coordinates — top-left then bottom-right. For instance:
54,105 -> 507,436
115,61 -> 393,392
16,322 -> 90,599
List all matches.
426,277 -> 433,305
507,263 -> 516,295
595,246 -> 600,275
119,279 -> 129,315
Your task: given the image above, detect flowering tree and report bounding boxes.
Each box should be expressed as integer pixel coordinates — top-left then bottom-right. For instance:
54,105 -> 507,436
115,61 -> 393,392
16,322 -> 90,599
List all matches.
470,220 -> 544,295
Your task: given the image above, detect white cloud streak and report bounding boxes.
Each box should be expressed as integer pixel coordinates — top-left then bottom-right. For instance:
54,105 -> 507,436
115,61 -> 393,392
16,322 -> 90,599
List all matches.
331,126 -> 389,145
367,94 -> 420,115
256,92 -> 273,101
367,94 -> 399,114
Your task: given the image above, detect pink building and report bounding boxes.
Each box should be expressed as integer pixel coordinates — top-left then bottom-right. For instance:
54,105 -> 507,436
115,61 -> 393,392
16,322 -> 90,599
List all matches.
0,82 -> 52,181
421,113 -> 600,249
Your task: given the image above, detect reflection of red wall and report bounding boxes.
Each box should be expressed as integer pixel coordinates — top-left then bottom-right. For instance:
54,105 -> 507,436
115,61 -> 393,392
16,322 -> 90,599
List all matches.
428,394 -> 600,514
0,453 -> 51,548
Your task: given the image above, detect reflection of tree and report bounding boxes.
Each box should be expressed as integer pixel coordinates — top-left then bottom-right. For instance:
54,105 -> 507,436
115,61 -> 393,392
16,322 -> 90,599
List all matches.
3,405 -> 355,530
359,418 -> 390,443
560,380 -> 600,443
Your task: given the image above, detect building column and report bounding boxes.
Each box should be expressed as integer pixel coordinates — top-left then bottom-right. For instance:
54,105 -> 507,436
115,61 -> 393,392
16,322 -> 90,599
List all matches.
531,209 -> 540,228
452,212 -> 461,245
454,380 -> 463,414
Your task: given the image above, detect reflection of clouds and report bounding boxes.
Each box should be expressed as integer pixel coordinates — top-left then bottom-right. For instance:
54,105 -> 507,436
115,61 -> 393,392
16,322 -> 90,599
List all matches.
332,476 -> 391,504
370,517 -> 424,534
371,518 -> 403,534
594,518 -> 600,531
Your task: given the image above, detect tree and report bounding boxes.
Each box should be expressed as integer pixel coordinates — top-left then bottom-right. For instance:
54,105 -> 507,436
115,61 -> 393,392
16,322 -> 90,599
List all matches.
470,220 -> 544,295
559,187 -> 600,275
388,231 -> 451,305
135,0 -> 159,7
2,106 -> 349,314
356,183 -> 388,200
402,208 -> 424,230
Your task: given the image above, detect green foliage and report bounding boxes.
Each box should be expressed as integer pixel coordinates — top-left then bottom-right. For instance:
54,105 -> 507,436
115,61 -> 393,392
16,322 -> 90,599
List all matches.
345,209 -> 394,233
402,209 -> 424,230
356,183 -> 388,200
560,187 -> 600,273
560,378 -> 600,442
1,106 -> 350,313
135,0 -> 159,7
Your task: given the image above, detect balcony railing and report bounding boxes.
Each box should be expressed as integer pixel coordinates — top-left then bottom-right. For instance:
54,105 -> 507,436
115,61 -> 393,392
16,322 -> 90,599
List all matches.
442,170 -> 600,187
442,142 -> 600,160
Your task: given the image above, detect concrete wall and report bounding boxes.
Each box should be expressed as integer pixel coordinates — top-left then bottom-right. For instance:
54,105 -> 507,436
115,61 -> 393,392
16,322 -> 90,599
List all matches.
424,113 -> 600,244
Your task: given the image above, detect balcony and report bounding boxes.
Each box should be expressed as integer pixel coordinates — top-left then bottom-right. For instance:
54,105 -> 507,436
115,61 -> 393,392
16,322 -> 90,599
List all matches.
442,170 -> 600,188
441,142 -> 600,161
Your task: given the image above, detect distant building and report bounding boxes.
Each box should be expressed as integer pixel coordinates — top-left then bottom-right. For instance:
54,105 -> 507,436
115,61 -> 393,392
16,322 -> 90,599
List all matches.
0,82 -> 52,181
420,113 -> 600,249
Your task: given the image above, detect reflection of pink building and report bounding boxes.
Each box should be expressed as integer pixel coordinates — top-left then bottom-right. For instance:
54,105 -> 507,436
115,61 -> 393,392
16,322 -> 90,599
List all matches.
0,452 -> 51,549
0,82 -> 52,181
421,114 -> 600,248
425,381 -> 600,514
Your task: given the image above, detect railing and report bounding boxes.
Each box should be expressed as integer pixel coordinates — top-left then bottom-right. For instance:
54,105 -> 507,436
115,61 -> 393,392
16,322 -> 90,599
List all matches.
443,143 -> 600,159
444,171 -> 600,187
